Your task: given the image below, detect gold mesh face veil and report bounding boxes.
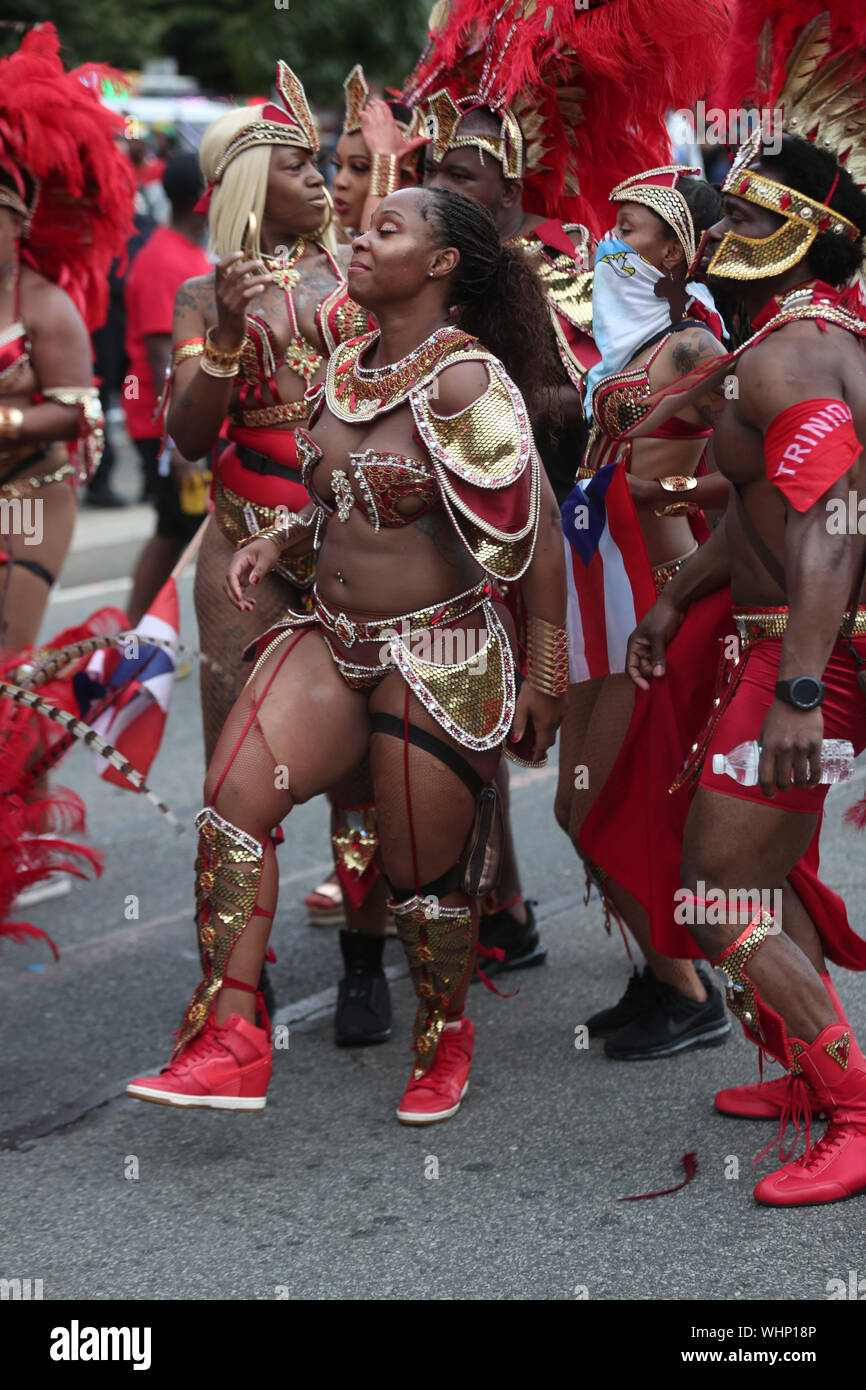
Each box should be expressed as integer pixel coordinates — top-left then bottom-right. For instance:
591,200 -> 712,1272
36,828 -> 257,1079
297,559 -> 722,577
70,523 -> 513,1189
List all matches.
708,156 -> 859,279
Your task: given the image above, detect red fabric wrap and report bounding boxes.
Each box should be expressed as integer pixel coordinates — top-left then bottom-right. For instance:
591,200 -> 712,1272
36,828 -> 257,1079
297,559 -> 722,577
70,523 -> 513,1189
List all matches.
764,398 -> 862,512
219,427 -> 309,511
580,591 -> 866,970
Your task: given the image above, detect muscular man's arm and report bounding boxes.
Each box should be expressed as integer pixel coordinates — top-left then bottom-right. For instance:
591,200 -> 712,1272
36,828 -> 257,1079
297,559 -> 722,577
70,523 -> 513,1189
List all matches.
779,477 -> 862,679
738,337 -> 862,680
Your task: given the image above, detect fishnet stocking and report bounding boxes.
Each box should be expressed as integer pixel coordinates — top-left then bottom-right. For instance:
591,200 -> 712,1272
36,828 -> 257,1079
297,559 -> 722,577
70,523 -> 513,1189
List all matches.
193,520 -> 300,763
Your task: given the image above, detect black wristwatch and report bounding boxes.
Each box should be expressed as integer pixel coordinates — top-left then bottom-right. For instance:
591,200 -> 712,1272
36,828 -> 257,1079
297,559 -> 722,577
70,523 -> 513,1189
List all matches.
774,676 -> 825,710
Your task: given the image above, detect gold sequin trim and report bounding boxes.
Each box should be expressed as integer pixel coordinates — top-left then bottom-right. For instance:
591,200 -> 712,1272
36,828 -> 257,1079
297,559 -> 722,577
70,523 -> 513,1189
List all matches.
825,1031 -> 850,1070
715,909 -> 775,1046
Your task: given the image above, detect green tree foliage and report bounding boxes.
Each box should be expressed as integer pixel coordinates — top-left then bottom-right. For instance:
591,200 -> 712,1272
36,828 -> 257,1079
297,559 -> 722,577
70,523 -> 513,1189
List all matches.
1,1 -> 432,106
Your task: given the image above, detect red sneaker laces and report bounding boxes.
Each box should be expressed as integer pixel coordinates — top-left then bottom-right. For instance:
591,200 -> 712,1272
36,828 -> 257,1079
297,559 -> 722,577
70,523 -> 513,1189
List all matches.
164,1019 -> 226,1072
795,1119 -> 849,1172
410,1029 -> 468,1095
754,1074 -> 813,1167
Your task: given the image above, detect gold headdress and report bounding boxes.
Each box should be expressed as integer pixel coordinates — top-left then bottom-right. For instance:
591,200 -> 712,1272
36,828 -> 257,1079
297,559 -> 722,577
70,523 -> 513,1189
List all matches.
610,166 -> 702,266
709,8 -> 866,280
423,87 -> 524,180
213,60 -> 319,181
342,64 -> 425,144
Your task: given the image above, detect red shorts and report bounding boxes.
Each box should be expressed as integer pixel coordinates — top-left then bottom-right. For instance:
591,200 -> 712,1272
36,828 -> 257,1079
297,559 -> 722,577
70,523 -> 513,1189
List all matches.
699,634 -> 866,812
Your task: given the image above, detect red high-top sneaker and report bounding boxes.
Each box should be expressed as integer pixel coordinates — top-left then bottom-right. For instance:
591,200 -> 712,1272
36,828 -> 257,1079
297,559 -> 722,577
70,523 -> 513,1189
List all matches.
754,1025 -> 866,1206
126,1011 -> 272,1111
715,1074 -> 824,1119
396,1017 -> 474,1125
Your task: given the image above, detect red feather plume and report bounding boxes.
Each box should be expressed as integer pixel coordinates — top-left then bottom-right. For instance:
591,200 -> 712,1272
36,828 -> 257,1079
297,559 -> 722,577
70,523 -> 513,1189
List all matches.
0,22 -> 135,332
718,0 -> 866,115
405,0 -> 731,231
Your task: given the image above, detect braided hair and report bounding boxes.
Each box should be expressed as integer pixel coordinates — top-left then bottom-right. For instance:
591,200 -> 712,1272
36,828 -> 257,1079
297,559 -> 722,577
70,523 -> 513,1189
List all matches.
419,186 -> 562,422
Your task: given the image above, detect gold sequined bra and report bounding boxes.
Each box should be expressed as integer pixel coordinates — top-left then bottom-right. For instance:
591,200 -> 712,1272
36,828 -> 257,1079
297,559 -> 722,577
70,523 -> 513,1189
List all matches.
319,327 -> 541,583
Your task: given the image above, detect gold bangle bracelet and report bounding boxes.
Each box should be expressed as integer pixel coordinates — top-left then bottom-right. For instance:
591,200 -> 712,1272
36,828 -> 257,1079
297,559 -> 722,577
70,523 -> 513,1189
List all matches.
204,326 -> 244,369
200,357 -> 239,379
0,405 -> 24,439
653,499 -> 700,517
368,152 -> 401,198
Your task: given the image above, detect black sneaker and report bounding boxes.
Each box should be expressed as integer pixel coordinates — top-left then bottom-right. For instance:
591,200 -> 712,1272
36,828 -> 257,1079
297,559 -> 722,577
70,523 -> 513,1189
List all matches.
474,899 -> 547,981
586,965 -> 656,1037
603,966 -> 731,1060
335,929 -> 392,1046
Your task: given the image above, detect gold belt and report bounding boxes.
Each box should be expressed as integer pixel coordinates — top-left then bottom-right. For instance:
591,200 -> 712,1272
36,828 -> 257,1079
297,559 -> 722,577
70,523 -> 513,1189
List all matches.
214,476 -> 316,588
314,581 -> 490,649
230,401 -> 309,428
734,606 -> 866,650
0,461 -> 75,497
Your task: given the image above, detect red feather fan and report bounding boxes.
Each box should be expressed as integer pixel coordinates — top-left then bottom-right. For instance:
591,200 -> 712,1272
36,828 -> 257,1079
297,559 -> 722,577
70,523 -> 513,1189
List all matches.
0,22 -> 135,332
405,0 -> 731,231
0,607 -> 127,954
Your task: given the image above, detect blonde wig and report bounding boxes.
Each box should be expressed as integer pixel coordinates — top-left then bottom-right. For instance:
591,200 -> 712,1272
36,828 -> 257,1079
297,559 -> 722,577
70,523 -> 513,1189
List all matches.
199,105 -> 338,259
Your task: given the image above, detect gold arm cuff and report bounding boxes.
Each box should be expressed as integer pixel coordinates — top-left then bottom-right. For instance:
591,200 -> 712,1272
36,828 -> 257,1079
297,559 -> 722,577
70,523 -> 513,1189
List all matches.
658,475 -> 697,493
526,614 -> 569,696
172,341 -> 205,367
236,511 -> 315,554
0,406 -> 24,439
368,152 -> 401,198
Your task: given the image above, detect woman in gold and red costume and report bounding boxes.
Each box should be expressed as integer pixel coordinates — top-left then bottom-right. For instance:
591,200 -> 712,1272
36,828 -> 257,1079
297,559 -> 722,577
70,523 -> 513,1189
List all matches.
127,185 -> 568,1124
169,64 -> 401,1036
0,24 -> 132,654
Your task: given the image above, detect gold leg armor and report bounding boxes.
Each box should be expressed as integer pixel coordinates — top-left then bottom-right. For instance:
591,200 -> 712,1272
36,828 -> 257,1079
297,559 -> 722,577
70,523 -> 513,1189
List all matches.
713,908 -> 806,1073
174,807 -> 267,1056
389,895 -> 473,1078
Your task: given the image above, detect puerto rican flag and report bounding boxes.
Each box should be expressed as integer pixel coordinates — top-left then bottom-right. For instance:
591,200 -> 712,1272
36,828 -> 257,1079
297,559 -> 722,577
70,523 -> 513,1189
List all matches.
562,464 -> 657,681
76,578 -> 180,788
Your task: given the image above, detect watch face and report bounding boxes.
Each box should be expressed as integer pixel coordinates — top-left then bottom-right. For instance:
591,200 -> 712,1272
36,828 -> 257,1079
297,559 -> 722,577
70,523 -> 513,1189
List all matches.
792,676 -> 822,708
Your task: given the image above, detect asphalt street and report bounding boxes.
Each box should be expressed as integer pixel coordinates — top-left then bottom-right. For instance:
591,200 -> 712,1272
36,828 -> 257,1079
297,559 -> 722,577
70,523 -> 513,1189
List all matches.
2,431 -> 866,1302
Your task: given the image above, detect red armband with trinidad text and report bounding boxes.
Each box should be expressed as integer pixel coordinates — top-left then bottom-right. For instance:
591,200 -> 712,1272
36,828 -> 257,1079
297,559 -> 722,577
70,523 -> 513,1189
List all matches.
764,398 -> 862,512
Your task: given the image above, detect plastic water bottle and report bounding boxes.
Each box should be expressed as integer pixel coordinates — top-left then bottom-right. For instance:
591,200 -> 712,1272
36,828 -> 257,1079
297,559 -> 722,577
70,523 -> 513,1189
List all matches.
712,739 -> 855,785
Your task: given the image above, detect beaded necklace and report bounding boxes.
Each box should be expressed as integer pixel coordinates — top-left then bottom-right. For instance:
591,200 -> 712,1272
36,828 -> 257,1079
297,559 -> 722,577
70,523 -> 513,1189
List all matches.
326,324 -> 475,421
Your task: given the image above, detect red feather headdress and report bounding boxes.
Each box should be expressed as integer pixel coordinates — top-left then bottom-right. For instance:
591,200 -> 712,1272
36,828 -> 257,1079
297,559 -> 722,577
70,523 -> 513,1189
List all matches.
404,0 -> 731,233
0,22 -> 135,332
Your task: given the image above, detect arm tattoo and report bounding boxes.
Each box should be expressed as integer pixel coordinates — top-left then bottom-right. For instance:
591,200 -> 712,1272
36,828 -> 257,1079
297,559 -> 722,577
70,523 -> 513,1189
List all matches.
671,332 -> 716,377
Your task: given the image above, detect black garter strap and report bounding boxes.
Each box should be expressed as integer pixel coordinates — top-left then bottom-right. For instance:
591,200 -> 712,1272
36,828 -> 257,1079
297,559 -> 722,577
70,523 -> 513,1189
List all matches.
0,555 -> 55,586
388,862 -> 463,904
370,711 -> 485,799
371,712 -> 479,904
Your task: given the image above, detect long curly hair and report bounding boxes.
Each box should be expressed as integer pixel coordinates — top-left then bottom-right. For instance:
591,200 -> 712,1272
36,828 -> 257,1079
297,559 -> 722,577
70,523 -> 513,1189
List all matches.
418,186 -> 561,421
